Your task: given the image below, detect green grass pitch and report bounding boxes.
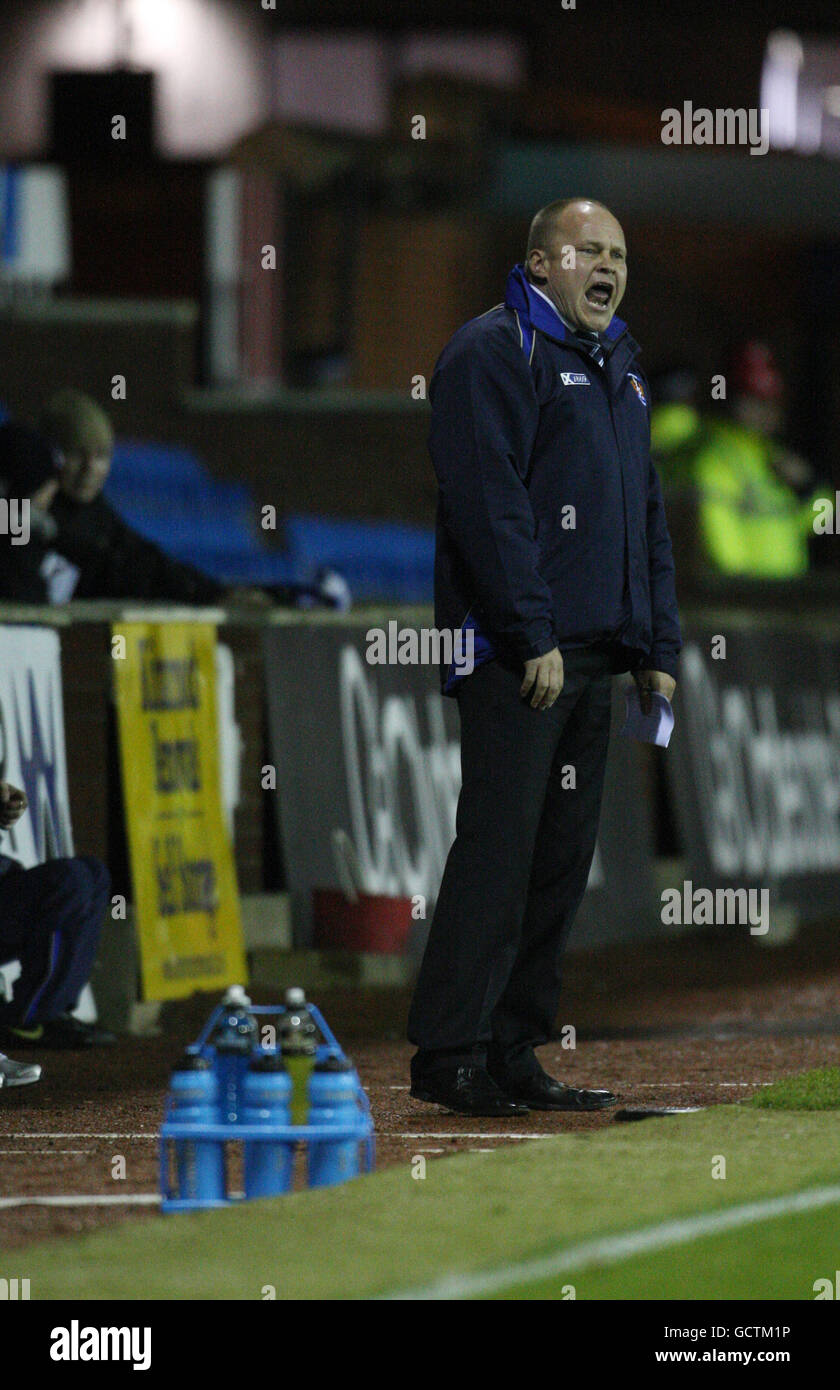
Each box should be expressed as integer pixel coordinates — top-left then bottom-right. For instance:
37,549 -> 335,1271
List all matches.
17,1069 -> 840,1300
747,1064 -> 840,1111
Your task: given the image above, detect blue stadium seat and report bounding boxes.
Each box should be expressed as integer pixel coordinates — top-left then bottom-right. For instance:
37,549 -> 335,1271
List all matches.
108,441 -> 205,489
104,439 -> 287,585
284,514 -> 434,602
102,442 -> 435,601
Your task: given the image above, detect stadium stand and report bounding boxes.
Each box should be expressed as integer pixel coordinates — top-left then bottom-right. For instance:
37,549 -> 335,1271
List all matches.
104,439 -> 294,587
104,440 -> 435,601
283,514 -> 434,603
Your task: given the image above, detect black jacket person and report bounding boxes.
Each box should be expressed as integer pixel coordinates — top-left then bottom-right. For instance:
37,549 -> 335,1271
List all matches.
39,390 -> 225,605
408,198 -> 681,1117
48,490 -> 225,604
432,263 -> 681,693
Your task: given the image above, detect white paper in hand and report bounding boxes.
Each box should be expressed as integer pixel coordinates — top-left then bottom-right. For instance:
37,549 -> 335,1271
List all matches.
621,687 -> 674,748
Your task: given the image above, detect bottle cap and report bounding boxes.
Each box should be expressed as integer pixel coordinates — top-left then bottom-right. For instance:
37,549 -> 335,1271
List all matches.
222,984 -> 251,1008
315,1053 -> 351,1073
249,1051 -> 287,1073
174,1052 -> 211,1073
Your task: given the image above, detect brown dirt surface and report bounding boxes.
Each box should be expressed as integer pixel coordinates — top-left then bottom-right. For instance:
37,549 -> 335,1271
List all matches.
2,922 -> 839,1253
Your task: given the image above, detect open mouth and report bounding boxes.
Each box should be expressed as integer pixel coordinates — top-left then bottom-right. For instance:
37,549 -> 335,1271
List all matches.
584,280 -> 614,310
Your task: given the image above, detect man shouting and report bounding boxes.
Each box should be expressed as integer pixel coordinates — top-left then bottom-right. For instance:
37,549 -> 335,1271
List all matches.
408,198 -> 681,1116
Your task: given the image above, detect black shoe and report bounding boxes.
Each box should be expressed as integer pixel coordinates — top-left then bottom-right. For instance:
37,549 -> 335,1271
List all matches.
410,1063 -> 530,1117
2,1015 -> 117,1050
494,1070 -> 617,1112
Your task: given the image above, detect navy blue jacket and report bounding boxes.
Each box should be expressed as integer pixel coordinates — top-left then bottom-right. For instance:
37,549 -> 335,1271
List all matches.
431,265 -> 682,693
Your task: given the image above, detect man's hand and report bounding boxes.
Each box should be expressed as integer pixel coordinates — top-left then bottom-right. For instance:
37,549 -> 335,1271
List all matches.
634,669 -> 676,715
0,782 -> 28,829
521,647 -> 564,710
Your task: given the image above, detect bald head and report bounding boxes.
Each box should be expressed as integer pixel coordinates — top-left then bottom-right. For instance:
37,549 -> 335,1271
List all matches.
525,198 -> 627,333
526,198 -> 610,258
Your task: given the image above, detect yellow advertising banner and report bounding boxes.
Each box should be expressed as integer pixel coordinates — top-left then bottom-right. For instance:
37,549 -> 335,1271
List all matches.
112,621 -> 246,1000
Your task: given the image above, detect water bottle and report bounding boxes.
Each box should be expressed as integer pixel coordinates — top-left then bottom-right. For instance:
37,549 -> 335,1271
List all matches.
280,987 -> 317,1125
169,1052 -> 226,1203
242,1052 -> 294,1198
213,985 -> 258,1124
307,1053 -> 361,1189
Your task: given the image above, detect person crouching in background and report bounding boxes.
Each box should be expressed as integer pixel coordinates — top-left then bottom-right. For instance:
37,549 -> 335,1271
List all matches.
0,780 -> 115,1050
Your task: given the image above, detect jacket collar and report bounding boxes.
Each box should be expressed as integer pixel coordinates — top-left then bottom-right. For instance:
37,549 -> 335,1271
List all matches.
504,263 -> 629,354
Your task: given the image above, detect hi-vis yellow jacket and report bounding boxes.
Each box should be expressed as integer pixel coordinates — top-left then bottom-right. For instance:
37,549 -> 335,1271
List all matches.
652,406 -> 816,579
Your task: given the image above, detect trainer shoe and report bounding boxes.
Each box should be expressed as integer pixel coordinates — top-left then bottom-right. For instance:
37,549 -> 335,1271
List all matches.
0,1052 -> 42,1087
1,1014 -> 116,1049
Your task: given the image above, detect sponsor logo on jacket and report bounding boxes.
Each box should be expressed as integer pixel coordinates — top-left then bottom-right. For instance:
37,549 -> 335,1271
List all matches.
628,373 -> 648,406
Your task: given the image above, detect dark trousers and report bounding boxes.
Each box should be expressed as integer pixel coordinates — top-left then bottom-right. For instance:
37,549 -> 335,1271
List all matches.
407,645 -> 613,1080
0,856 -> 111,1026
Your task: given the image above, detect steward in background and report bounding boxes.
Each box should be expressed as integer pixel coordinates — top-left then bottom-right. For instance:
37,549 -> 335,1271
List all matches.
651,345 -> 821,581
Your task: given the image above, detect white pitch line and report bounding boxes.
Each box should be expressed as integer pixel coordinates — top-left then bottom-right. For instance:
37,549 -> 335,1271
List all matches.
395,1132 -> 551,1141
0,1133 -> 157,1141
395,1082 -> 769,1089
551,1083 -> 769,1090
0,1129 -> 548,1144
383,1184 -> 840,1300
392,1082 -> 774,1091
0,1149 -> 93,1156
0,1194 -> 161,1209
